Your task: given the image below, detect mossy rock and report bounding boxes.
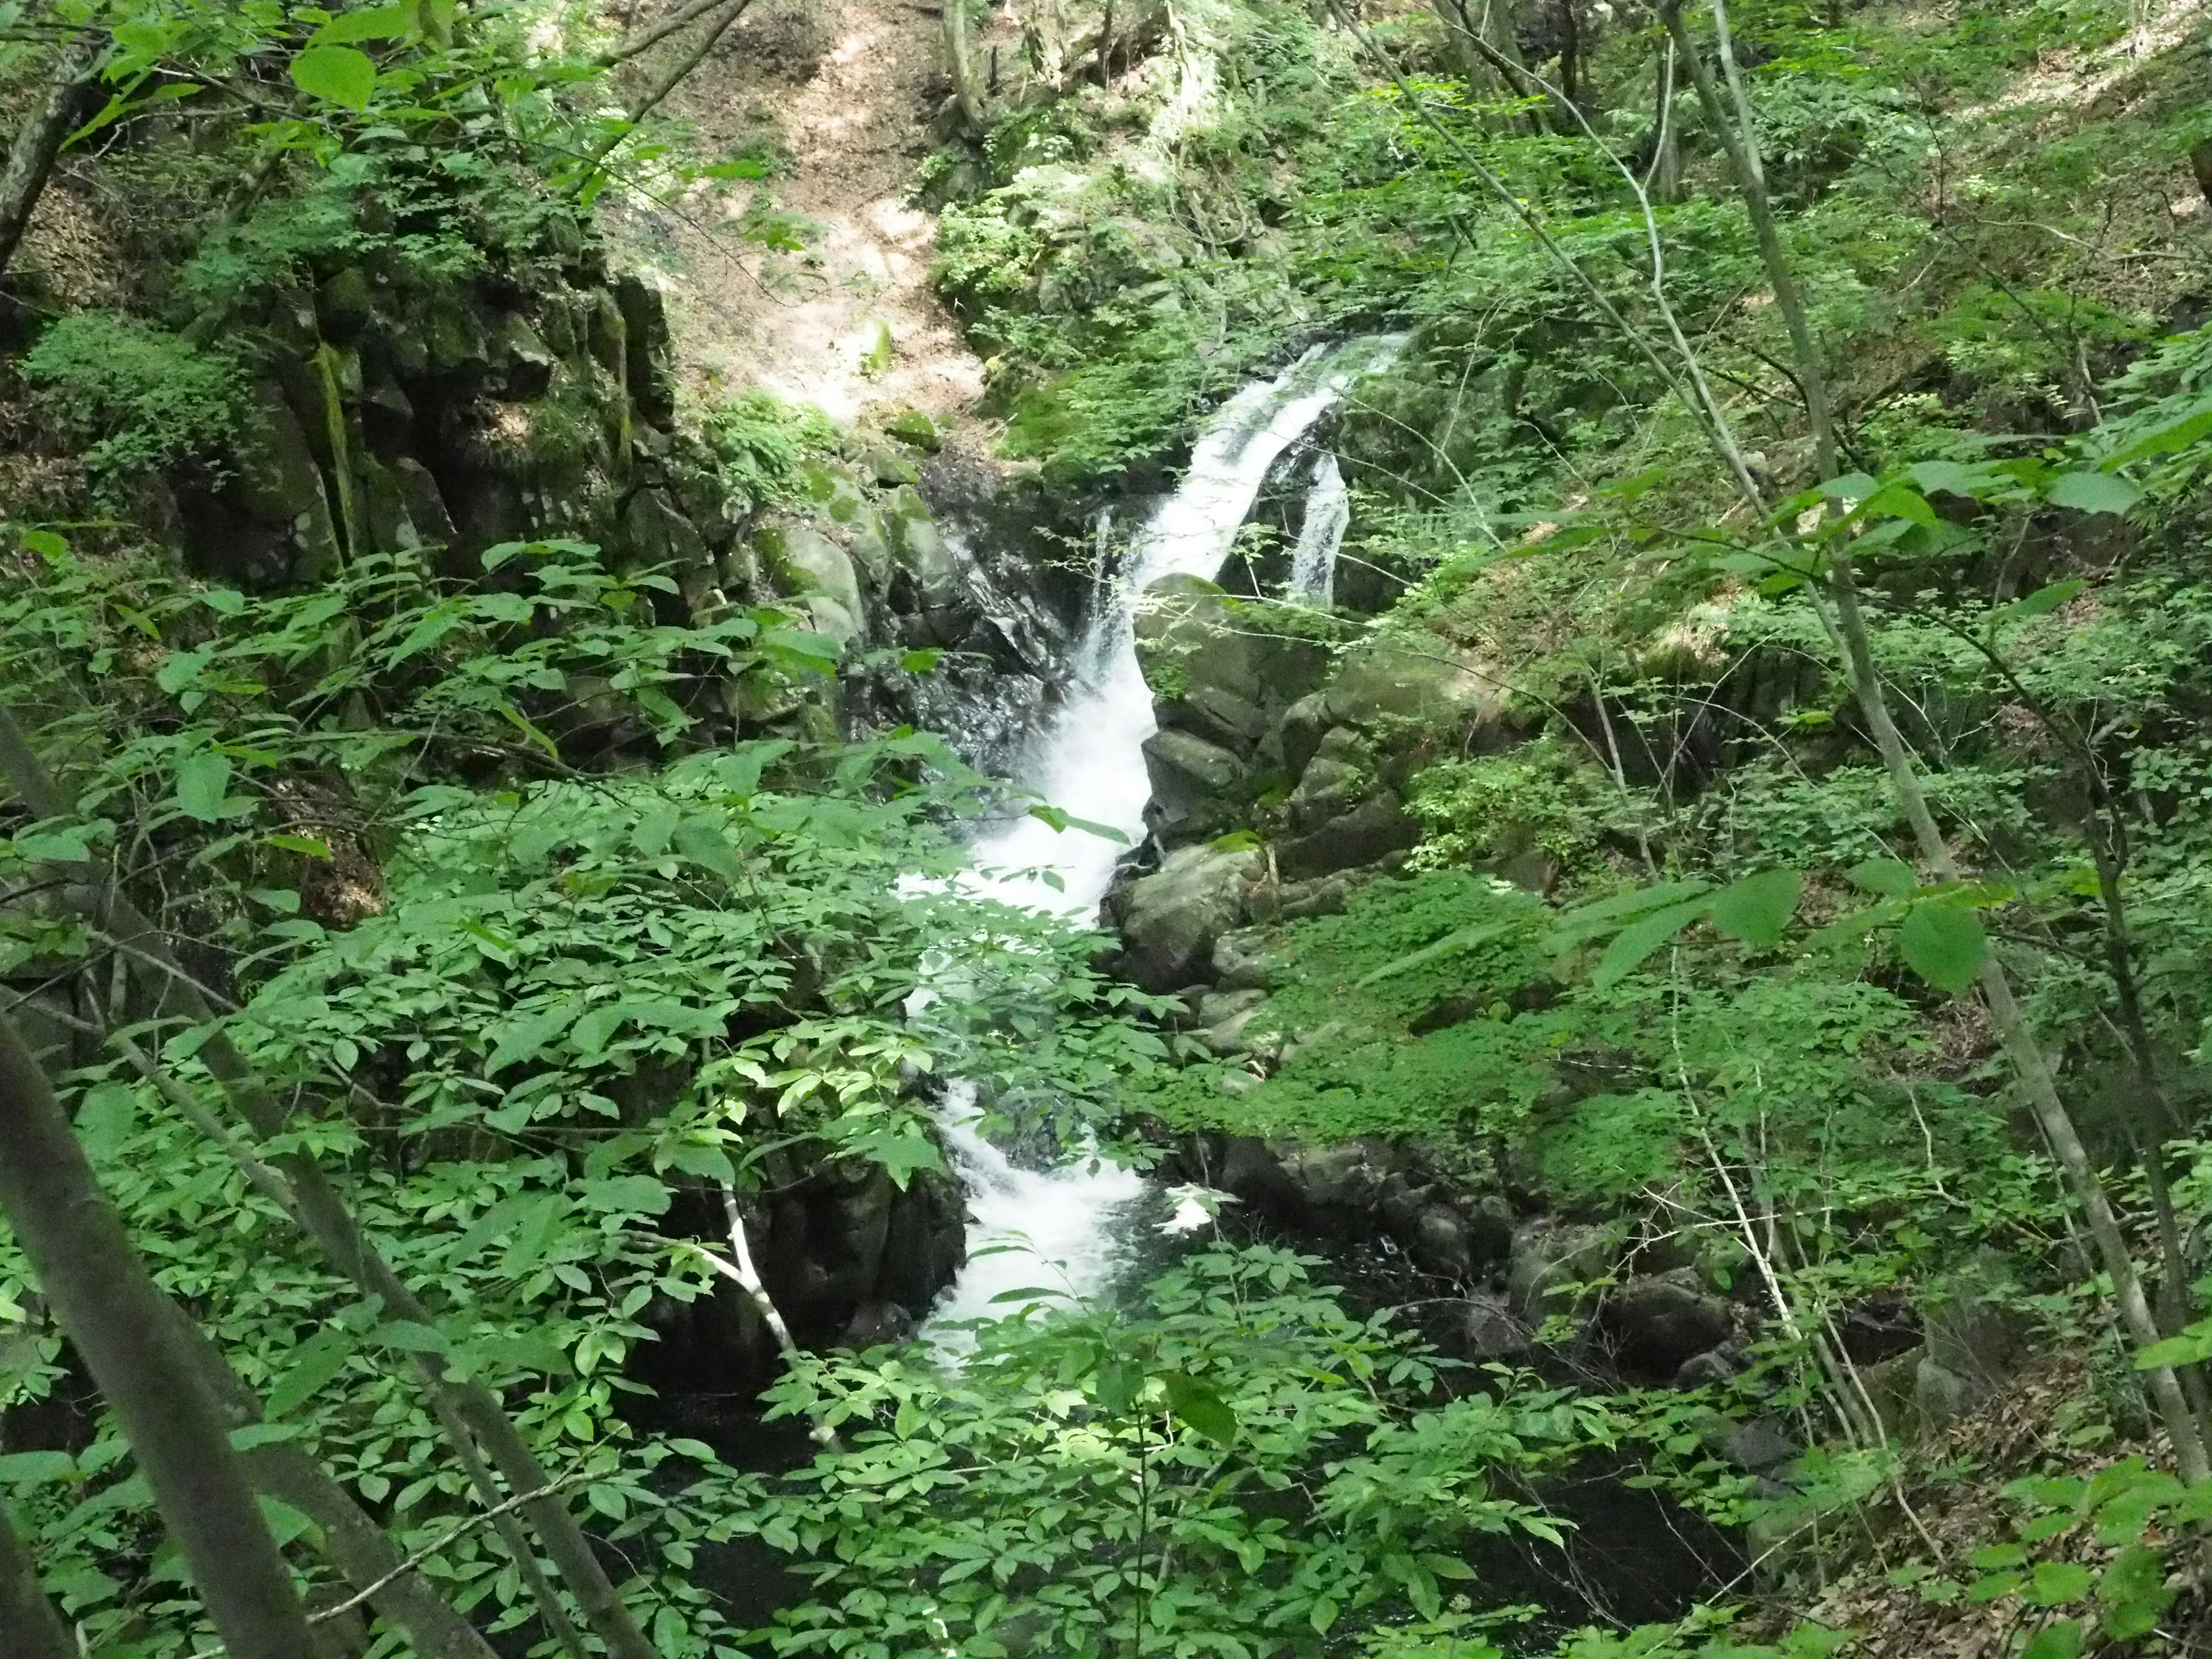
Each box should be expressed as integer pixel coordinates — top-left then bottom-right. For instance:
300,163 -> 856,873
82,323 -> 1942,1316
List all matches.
884,410 -> 942,453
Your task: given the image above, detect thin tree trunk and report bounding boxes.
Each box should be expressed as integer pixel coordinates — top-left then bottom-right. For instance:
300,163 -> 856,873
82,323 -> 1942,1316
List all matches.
1657,0 -> 1836,475
0,1016 -> 315,1659
0,1498 -> 74,1659
149,1305 -> 502,1659
1817,553 -> 2211,1482
0,703 -> 665,1659
0,35 -> 101,283
946,0 -> 988,131
1660,0 -> 2205,1480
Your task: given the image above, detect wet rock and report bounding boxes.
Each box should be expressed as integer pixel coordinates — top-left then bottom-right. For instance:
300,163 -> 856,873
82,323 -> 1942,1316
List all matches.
1507,1217 -> 1616,1321
1210,928 -> 1279,990
1601,1269 -> 1733,1380
1142,728 -> 1247,839
1276,791 -> 1419,881
1110,844 -> 1265,993
1166,683 -> 1271,753
1460,1291 -> 1533,1359
842,1301 -> 918,1349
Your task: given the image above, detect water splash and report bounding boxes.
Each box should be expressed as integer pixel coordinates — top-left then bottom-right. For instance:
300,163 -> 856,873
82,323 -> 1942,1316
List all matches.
922,338 -> 1404,1343
1287,451 -> 1350,605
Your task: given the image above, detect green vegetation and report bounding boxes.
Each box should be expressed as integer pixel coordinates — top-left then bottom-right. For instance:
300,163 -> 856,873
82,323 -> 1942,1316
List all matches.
10,0 -> 2212,1656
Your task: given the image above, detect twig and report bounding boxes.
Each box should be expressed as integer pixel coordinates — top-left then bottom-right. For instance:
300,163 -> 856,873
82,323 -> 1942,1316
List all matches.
306,1475 -> 589,1626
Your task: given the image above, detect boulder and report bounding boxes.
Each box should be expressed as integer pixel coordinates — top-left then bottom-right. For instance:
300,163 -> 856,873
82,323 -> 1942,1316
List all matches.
1507,1217 -> 1616,1321
489,310 -> 556,400
1166,683 -> 1271,753
1279,692 -> 1332,781
1324,641 -> 1502,732
1600,1268 -> 1733,1379
760,520 -> 867,646
1210,929 -> 1279,991
1276,790 -> 1419,881
1460,1292 -> 1533,1360
885,408 -> 942,452
1142,728 -> 1247,839
1112,844 -> 1264,992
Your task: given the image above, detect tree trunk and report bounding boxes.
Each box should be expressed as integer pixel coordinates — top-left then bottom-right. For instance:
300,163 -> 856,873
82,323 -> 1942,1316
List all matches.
946,0 -> 988,131
0,1498 -> 74,1659
0,1015 -> 315,1659
154,1302 -> 501,1659
0,703 -> 665,1659
0,35 -> 101,284
1657,0 -> 2208,1480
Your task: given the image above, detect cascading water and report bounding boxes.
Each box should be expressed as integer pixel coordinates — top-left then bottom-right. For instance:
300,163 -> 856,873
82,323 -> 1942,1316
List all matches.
920,336 -> 1404,1344
1287,451 -> 1350,605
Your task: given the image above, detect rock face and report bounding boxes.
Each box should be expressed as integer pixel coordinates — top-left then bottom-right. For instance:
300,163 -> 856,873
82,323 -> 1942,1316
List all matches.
638,1157 -> 967,1399
1109,844 -> 1268,992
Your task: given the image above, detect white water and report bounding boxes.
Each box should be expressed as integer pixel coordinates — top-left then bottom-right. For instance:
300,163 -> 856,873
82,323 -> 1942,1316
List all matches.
921,337 -> 1403,1344
1288,451 -> 1350,605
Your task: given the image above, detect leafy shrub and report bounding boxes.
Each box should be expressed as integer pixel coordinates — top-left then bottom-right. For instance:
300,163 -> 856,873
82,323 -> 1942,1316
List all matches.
701,389 -> 840,509
22,312 -> 248,487
735,1243 -> 1609,1659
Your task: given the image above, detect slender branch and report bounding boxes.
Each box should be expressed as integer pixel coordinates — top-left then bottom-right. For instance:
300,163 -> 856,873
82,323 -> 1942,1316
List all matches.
0,1014 -> 314,1659
597,0 -> 730,65
0,1494 -> 74,1659
308,1475 -> 588,1628
0,32 -> 102,282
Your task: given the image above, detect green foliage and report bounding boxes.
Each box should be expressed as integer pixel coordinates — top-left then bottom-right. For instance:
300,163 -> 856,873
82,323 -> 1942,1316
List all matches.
701,390 -> 842,510
735,1244 -> 1607,1659
20,313 -> 247,489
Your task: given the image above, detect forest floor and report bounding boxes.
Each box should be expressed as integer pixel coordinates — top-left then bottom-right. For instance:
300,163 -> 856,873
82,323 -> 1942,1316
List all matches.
604,0 -> 1002,434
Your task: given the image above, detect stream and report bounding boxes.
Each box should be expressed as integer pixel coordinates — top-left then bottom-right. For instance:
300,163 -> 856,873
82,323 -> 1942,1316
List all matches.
919,336 -> 1405,1340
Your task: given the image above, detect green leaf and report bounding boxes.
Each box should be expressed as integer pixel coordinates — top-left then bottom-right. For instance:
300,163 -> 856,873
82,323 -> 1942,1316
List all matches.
2097,1545 -> 2172,1638
268,1329 -> 357,1418
1897,903 -> 1986,995
2027,1563 -> 2092,1607
2133,1322 -> 2212,1370
672,817 -> 745,881
2045,471 -> 2139,516
290,45 -> 377,111
1591,898 -> 1710,988
0,1450 -> 80,1486
1092,1357 -> 1144,1417
373,1320 -> 452,1355
266,832 -> 332,860
2021,1620 -> 2084,1659
13,828 -> 90,863
2105,399 -> 2212,465
1710,868 -> 1802,946
1160,1372 -> 1237,1444
1990,578 -> 2085,627
175,751 -> 234,822
309,4 -> 414,43
1308,1597 -> 1339,1635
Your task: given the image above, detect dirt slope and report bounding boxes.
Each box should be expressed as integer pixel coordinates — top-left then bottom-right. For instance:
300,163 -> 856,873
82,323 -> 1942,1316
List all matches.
612,0 -> 992,431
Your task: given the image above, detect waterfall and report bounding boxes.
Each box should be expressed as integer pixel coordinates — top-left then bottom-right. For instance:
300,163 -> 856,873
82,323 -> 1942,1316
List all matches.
1287,451 -> 1350,605
922,336 -> 1403,1343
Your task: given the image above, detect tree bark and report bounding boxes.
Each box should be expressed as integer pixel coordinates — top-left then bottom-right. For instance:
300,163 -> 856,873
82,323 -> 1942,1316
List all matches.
0,34 -> 101,284
946,0 -> 988,132
0,1015 -> 315,1659
0,703 -> 665,1659
0,1497 -> 74,1659
153,1302 -> 501,1659
1656,0 -> 2206,1480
